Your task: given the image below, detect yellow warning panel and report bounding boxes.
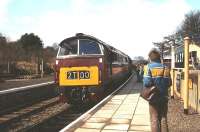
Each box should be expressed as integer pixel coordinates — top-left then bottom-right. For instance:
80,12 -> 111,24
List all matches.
59,66 -> 99,86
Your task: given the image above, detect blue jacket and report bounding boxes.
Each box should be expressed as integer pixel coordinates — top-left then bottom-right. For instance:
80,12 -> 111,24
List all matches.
143,60 -> 172,98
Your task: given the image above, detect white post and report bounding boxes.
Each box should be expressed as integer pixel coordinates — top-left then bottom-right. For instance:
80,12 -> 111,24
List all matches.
41,59 -> 44,78
170,43 -> 175,98
7,61 -> 10,74
171,43 -> 175,68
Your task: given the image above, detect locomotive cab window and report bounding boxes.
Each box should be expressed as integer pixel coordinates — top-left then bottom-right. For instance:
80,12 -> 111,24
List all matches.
58,40 -> 78,56
79,39 -> 101,55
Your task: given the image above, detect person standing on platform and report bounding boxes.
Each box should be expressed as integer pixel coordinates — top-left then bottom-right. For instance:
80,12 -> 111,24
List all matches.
136,64 -> 140,82
139,64 -> 144,82
143,49 -> 171,132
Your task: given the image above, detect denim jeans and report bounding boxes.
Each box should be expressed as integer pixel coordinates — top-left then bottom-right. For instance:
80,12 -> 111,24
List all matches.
149,100 -> 168,132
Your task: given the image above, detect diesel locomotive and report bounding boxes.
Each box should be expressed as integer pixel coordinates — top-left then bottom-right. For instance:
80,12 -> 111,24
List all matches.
54,33 -> 132,104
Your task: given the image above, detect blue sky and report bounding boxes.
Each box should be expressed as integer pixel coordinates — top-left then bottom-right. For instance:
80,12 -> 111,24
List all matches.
186,0 -> 200,10
0,0 -> 199,58
8,0 -> 193,17
7,0 -> 70,17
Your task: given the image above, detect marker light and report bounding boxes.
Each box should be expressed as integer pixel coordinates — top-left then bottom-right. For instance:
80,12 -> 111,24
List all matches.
99,58 -> 102,63
56,60 -> 59,65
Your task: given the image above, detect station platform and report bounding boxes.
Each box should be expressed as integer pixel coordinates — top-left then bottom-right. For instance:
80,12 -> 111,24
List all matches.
61,76 -> 151,132
0,76 -> 53,91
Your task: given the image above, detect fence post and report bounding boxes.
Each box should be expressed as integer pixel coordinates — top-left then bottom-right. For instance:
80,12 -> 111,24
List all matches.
184,36 -> 190,114
198,73 -> 200,113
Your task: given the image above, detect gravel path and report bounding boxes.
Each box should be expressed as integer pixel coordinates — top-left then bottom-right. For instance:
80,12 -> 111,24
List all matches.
168,96 -> 200,132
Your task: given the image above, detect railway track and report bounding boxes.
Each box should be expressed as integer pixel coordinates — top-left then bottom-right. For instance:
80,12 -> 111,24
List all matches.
0,82 -> 94,132
0,97 -> 62,131
0,81 -> 94,132
30,75 -> 133,132
0,97 -> 93,132
0,75 -> 132,132
0,82 -> 59,131
0,81 -> 57,116
27,103 -> 94,132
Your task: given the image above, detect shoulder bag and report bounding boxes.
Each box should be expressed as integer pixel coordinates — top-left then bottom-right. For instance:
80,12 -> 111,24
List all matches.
140,66 -> 165,104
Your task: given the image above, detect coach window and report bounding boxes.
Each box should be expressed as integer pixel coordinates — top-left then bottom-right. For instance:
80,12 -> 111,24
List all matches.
126,57 -> 128,63
190,51 -> 197,63
58,40 -> 78,56
79,39 -> 101,55
112,52 -> 118,63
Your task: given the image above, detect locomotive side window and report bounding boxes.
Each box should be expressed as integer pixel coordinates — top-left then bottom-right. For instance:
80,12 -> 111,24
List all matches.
58,40 -> 78,56
79,39 -> 101,55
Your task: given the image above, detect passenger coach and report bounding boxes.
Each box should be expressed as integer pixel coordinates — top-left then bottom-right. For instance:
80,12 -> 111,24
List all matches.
55,33 -> 132,104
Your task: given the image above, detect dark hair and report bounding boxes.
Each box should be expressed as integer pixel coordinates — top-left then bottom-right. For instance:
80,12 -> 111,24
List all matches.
148,48 -> 161,61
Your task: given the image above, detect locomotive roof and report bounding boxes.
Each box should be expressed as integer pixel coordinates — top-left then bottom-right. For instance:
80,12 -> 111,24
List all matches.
59,33 -> 128,57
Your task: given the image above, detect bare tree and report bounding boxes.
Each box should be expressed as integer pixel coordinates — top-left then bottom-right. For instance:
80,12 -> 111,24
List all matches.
178,10 -> 200,44
153,41 -> 171,61
52,43 -> 59,51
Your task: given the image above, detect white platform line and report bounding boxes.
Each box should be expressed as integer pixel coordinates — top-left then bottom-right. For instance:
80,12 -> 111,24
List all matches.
0,81 -> 55,95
